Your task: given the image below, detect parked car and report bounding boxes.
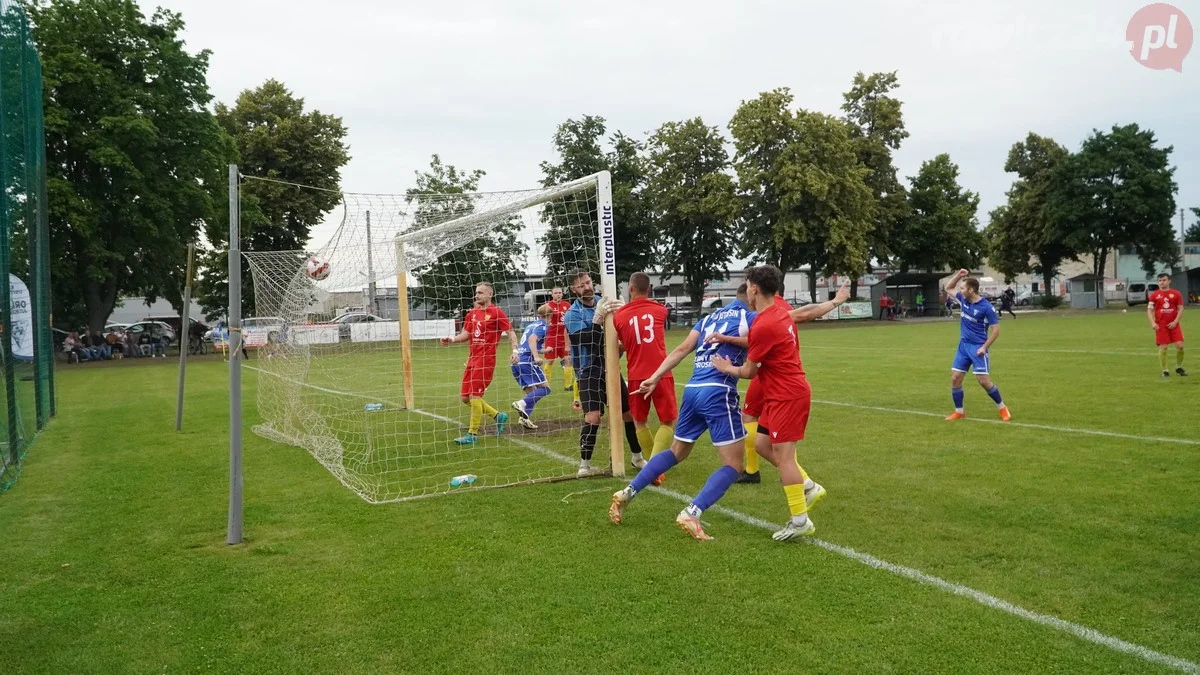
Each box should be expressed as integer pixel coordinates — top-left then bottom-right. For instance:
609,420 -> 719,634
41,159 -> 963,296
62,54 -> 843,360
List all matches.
1126,282 -> 1160,306
125,321 -> 176,351
328,312 -> 386,340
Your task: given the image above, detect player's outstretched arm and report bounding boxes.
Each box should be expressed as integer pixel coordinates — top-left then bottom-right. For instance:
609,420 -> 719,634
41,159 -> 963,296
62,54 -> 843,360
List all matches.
711,354 -> 758,380
790,280 -> 850,323
639,331 -> 700,397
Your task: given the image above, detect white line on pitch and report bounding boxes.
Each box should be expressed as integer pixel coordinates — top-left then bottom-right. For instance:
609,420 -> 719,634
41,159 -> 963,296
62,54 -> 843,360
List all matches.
646,487 -> 1197,674
243,364 -> 1197,672
812,400 -> 1200,447
799,345 -> 1152,357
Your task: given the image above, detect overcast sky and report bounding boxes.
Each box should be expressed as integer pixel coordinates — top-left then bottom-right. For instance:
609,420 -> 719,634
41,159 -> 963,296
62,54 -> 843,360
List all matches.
146,0 -> 1200,252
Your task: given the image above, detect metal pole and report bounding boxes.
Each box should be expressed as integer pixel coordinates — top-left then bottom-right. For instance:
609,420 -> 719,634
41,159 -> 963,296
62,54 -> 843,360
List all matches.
175,242 -> 196,431
227,165 -> 244,545
366,210 -> 377,315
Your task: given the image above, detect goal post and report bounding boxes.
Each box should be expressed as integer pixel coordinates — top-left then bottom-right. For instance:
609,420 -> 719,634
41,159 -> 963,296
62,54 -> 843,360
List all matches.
241,170 -> 630,503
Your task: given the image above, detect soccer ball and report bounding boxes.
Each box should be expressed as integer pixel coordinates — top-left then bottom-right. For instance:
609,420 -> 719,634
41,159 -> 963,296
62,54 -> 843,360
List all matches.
305,256 -> 330,281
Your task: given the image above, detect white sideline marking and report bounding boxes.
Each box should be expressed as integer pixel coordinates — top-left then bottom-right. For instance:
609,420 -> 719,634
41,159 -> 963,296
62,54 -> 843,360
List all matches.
801,345 -> 1151,357
813,400 -> 1200,447
243,365 -> 1199,671
647,487 -> 1197,674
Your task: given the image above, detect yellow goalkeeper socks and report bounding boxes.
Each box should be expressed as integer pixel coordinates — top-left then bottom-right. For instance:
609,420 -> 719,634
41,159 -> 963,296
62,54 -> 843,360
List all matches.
653,425 -> 674,455
564,365 -> 576,392
1159,349 -> 1169,371
784,483 -> 808,518
469,399 -> 483,434
636,427 -> 654,458
744,422 -> 760,474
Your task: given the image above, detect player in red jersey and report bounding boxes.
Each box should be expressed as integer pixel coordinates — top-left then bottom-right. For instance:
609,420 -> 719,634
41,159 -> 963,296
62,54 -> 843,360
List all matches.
713,265 -> 846,541
1148,272 -> 1186,379
440,282 -> 518,444
614,272 -> 677,483
540,287 -> 580,409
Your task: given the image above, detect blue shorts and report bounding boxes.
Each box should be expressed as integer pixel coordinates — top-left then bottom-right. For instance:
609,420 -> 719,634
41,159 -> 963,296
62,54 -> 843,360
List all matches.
951,342 -> 990,375
511,361 -> 548,389
674,385 -> 745,447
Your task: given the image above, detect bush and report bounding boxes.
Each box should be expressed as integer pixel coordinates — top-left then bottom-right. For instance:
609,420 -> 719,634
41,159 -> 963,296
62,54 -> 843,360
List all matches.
1034,294 -> 1064,309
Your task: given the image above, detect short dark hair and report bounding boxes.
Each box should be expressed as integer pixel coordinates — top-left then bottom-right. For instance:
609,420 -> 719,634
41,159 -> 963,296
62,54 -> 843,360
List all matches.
1157,272 -> 1171,280
569,269 -> 591,286
736,282 -> 748,297
963,278 -> 980,293
745,265 -> 783,296
629,272 -> 651,294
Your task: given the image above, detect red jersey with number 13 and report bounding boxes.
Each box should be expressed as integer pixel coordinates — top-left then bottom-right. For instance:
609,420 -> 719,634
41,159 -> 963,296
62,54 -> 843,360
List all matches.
747,300 -> 809,401
614,298 -> 669,380
1149,289 -> 1183,324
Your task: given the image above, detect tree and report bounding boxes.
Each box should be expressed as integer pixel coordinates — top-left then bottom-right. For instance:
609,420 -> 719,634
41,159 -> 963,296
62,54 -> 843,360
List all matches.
894,154 -> 983,273
195,79 -> 350,320
984,133 -> 1073,292
1185,207 -> 1200,243
644,118 -> 739,308
406,155 -> 526,318
30,0 -> 229,331
729,89 -> 874,300
841,71 -> 911,296
538,115 -> 652,285
1051,124 -> 1178,296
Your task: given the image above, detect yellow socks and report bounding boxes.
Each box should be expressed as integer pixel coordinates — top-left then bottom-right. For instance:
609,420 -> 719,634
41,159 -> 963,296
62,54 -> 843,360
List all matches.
1178,348 -> 1185,367
744,422 -> 760,474
636,427 -> 654,457
469,398 -> 483,434
1159,349 -> 1169,371
783,483 -> 808,517
653,425 -> 674,455
469,399 -> 499,434
564,365 -> 576,392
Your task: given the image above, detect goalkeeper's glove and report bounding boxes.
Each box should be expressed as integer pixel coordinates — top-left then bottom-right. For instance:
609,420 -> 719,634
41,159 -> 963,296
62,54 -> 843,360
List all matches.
592,298 -> 624,324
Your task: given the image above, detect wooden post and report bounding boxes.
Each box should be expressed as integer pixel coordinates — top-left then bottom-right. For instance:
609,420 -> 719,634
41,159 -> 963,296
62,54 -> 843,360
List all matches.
395,237 -> 415,410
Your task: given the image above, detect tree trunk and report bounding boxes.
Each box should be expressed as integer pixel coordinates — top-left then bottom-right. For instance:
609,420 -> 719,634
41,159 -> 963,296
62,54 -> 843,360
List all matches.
850,277 -> 859,300
83,265 -> 119,334
1042,268 -> 1053,298
807,270 -> 817,303
1094,249 -> 1108,309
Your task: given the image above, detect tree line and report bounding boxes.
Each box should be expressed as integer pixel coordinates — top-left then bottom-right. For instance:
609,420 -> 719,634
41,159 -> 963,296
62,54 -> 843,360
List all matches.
33,0 -> 1189,331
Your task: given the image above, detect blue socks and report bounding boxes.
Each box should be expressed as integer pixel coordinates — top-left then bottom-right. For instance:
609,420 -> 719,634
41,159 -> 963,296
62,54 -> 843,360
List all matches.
691,465 -> 740,512
951,387 -> 964,411
630,450 -> 677,492
987,386 -> 1004,407
522,386 -> 550,414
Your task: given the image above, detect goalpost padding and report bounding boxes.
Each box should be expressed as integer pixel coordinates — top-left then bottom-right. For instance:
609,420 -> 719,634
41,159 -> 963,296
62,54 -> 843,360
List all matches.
242,172 -> 624,503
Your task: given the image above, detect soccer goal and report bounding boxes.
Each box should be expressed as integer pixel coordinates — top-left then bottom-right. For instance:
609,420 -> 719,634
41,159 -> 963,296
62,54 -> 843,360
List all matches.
234,170 -> 626,504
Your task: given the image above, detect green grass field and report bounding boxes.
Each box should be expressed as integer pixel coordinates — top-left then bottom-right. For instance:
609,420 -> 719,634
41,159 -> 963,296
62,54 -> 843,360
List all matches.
2,311 -> 1198,673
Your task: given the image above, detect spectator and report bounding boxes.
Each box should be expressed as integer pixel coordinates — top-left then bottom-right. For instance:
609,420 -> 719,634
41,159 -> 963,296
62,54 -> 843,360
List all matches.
878,294 -> 890,321
88,331 -> 110,360
915,290 -> 925,315
106,328 -> 125,358
63,331 -> 89,363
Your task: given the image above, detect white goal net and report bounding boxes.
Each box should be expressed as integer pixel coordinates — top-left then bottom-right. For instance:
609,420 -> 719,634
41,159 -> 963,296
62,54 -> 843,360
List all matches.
242,173 -> 624,502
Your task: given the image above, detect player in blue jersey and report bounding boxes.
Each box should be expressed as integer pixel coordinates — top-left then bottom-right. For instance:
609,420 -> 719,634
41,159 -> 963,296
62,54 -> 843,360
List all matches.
608,295 -> 757,540
510,306 -> 552,430
944,269 -> 1012,422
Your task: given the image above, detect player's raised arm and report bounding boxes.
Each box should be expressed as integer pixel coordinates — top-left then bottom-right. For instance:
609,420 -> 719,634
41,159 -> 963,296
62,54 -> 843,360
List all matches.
789,280 -> 850,323
945,269 -> 968,294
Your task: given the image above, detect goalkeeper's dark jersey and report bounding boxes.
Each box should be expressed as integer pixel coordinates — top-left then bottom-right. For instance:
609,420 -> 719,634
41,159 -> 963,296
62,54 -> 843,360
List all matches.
564,298 -> 606,372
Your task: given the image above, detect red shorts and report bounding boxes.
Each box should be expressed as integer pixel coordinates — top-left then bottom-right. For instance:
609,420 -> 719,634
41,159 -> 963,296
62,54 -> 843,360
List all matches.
1156,324 -> 1184,346
460,360 -> 496,398
743,379 -> 763,418
759,396 -> 811,443
544,342 -> 569,360
628,376 -> 678,424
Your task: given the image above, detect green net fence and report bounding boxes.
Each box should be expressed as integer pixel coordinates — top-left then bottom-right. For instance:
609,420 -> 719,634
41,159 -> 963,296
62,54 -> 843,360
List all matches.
0,0 -> 53,493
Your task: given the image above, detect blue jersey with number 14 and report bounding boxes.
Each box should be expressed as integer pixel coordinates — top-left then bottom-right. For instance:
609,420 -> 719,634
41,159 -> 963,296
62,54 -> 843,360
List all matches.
689,300 -> 755,389
516,320 -> 547,363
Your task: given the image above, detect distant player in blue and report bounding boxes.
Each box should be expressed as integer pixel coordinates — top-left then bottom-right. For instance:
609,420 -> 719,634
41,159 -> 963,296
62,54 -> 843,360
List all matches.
510,306 -> 552,430
608,291 -> 757,540
944,269 -> 1011,422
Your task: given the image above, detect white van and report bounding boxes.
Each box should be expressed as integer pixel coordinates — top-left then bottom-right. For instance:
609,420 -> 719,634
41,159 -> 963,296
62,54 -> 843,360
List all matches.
1126,282 -> 1160,305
